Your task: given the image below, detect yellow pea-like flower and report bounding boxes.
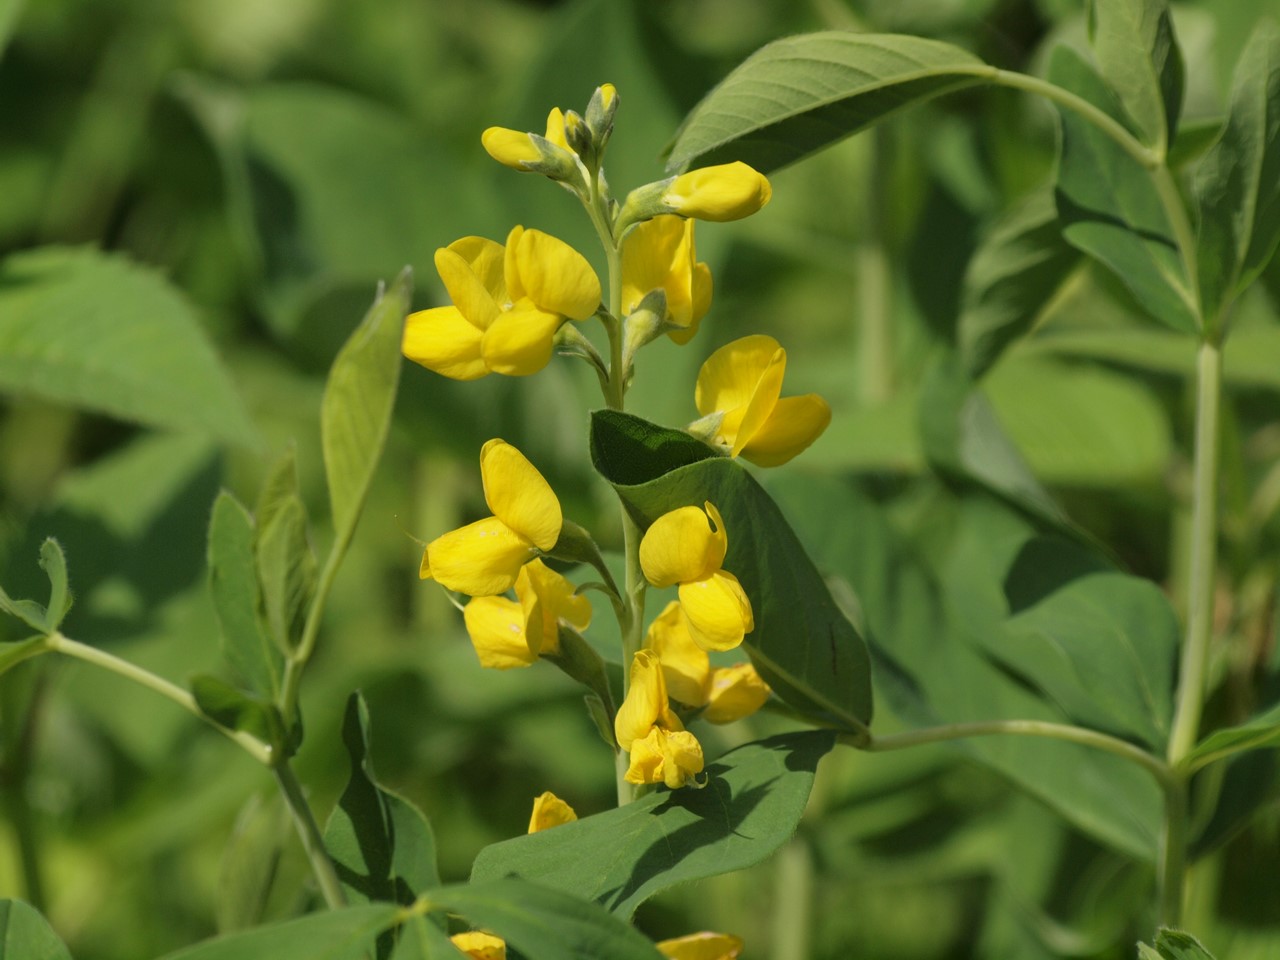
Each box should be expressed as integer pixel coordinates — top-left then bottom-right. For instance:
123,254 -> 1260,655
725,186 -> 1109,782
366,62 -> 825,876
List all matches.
528,791 -> 578,833
620,215 -> 712,345
462,559 -> 590,669
694,334 -> 831,467
627,725 -> 705,789
450,931 -> 506,959
657,932 -> 745,960
481,107 -> 574,170
663,161 -> 772,222
402,226 -> 601,380
420,440 -> 562,596
614,650 -> 705,789
638,502 -> 754,652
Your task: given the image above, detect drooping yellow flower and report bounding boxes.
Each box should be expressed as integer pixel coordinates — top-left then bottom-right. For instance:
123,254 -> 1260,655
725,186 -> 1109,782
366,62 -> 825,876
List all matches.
614,650 -> 704,789
402,226 -> 601,380
462,559 -> 590,668
450,931 -> 506,960
693,334 -> 831,467
638,502 -> 753,652
657,932 -> 745,960
645,601 -> 770,723
481,107 -> 575,170
420,440 -> 562,596
620,215 -> 712,345
663,162 -> 772,222
528,791 -> 578,833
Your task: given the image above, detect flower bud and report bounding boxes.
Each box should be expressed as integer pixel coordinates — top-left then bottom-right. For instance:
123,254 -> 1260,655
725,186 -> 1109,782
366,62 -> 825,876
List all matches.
481,108 -> 582,185
663,162 -> 772,222
585,83 -> 619,145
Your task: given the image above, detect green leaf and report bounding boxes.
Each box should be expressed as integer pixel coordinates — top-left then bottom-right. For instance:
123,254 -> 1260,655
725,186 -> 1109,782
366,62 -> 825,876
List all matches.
156,904 -> 402,960
665,32 -> 992,173
324,694 -> 440,912
1049,46 -> 1198,334
1088,0 -> 1183,153
0,247 -> 259,446
1194,19 -> 1280,327
36,539 -> 70,631
209,491 -> 281,698
1141,928 -> 1219,960
322,270 -> 410,550
0,587 -> 47,633
254,450 -> 316,655
389,916 -> 462,960
590,410 -> 872,729
0,636 -> 47,679
426,880 -> 663,960
216,793 -> 292,934
0,898 -> 73,960
191,674 -> 286,749
471,730 -> 834,917
1182,700 -> 1280,774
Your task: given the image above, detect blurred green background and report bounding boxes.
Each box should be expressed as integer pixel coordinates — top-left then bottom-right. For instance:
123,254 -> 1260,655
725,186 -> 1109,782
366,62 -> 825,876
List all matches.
2,0 -> 1280,957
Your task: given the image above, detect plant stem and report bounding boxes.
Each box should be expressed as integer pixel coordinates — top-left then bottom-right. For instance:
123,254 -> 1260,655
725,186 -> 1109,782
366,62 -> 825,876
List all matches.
771,837 -> 813,960
279,538 -> 347,732
2,672 -> 48,913
273,761 -> 348,910
856,125 -> 893,405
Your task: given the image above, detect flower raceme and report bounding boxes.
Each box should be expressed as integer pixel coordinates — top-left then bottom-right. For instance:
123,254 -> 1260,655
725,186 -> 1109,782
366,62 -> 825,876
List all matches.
693,334 -> 831,467
614,649 -> 705,788
462,559 -> 590,669
419,439 -> 561,596
621,215 -> 712,345
638,501 -> 753,652
402,226 -> 601,381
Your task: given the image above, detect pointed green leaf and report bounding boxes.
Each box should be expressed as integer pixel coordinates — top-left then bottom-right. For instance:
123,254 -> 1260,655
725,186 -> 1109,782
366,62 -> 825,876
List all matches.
323,270 -> 410,548
0,587 -> 46,633
156,904 -> 402,960
1195,19 -> 1280,327
471,730 -> 834,917
254,451 -> 316,655
209,491 -> 281,697
0,899 -> 73,960
1182,700 -> 1280,774
0,636 -> 47,679
1088,0 -> 1183,153
1145,928 -> 1219,960
591,410 -> 872,729
665,32 -> 992,173
36,539 -> 70,631
191,674 -> 285,749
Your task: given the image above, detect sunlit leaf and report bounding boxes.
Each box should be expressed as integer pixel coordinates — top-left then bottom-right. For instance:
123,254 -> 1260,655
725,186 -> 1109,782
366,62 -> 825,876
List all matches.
156,904 -> 402,960
0,899 -> 73,960
208,492 -> 281,698
1088,0 -> 1183,153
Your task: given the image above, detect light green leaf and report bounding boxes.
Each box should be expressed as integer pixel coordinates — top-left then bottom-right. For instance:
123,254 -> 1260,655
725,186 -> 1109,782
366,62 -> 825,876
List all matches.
0,587 -> 46,633
590,410 -> 872,729
209,491 -> 281,697
1142,928 -> 1219,960
0,899 -> 71,960
0,636 -> 46,679
665,32 -> 992,173
156,904 -> 402,960
1182,700 -> 1280,774
35,539 -> 69,631
0,0 -> 25,61
1088,0 -> 1183,153
0,247 -> 259,446
322,270 -> 410,550
1194,19 -> 1280,328
389,916 -> 463,960
216,793 -> 292,934
254,451 -> 316,655
471,731 -> 833,918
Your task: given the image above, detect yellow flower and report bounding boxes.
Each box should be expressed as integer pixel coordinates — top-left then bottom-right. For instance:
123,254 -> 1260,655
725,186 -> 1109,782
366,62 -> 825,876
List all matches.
481,107 -> 575,170
462,559 -> 590,668
450,931 -> 506,960
663,162 -> 771,222
420,440 -> 561,596
638,502 -> 753,652
402,226 -> 601,380
614,650 -> 704,789
693,334 -> 831,467
657,932 -> 745,960
528,791 -> 578,833
621,215 -> 713,345
645,601 -> 770,723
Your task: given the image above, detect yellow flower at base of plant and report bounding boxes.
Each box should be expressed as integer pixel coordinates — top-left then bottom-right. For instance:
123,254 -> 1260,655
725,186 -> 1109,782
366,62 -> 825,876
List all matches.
621,215 -> 712,344
402,226 -> 601,380
450,931 -> 506,960
614,650 -> 704,789
528,791 -> 578,833
638,502 -> 753,652
657,931 -> 745,960
462,559 -> 590,668
481,107 -> 574,170
420,439 -> 562,596
694,334 -> 831,467
663,162 -> 771,222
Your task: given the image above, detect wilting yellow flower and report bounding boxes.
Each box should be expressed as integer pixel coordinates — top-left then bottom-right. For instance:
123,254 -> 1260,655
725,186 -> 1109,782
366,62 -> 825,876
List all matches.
638,502 -> 753,652
620,215 -> 713,345
462,559 -> 591,668
645,601 -> 769,723
694,334 -> 831,467
420,440 -> 561,596
657,932 -> 745,960
614,650 -> 704,788
481,107 -> 574,170
402,226 -> 601,380
450,931 -> 506,960
528,791 -> 578,833
664,162 -> 771,222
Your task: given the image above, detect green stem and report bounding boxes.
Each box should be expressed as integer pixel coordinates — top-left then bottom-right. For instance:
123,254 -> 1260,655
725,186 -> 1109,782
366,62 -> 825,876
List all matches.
1158,773 -> 1190,926
2,672 -> 48,913
273,761 -> 348,910
279,539 -> 347,733
856,125 -> 893,404
771,838 -> 813,960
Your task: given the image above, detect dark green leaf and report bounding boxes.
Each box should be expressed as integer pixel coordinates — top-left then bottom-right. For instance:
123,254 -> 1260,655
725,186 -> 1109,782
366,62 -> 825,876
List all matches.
209,492 -> 281,697
254,451 -> 316,655
0,898 -> 73,960
1183,700 -> 1280,774
1143,928 -> 1219,960
156,904 -> 402,960
191,674 -> 285,749
389,916 -> 463,960
1088,0 -> 1183,152
665,32 -> 992,173
591,410 -> 872,729
471,731 -> 834,917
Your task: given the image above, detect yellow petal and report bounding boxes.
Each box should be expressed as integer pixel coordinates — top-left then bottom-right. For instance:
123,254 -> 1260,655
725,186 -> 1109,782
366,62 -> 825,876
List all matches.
450,931 -> 507,960
543,107 -> 570,151
679,569 -> 753,652
402,306 -> 488,381
702,663 -> 770,723
513,229 -> 601,320
657,932 -> 745,960
738,394 -> 832,467
620,215 -> 693,321
479,439 -> 562,552
446,235 -> 507,300
424,516 -> 536,596
663,162 -> 772,222
614,649 -> 668,750
503,225 -> 527,303
520,559 -> 591,655
527,791 -> 577,833
434,245 -> 501,330
462,595 -> 538,669
623,726 -> 666,785
624,726 -> 703,788
694,334 -> 784,421
480,303 -> 564,376
639,503 -> 727,588
481,125 -> 541,170
645,601 -> 710,707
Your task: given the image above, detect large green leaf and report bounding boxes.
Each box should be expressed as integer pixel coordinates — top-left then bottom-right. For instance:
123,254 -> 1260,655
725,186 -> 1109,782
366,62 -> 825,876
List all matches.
665,32 -> 992,173
0,247 -> 258,446
0,899 -> 72,960
471,730 -> 833,917
208,491 -> 281,697
1182,700 -> 1280,774
590,410 -> 872,730
1049,46 -> 1198,334
1088,0 -> 1183,154
156,904 -> 402,960
1194,19 -> 1280,328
